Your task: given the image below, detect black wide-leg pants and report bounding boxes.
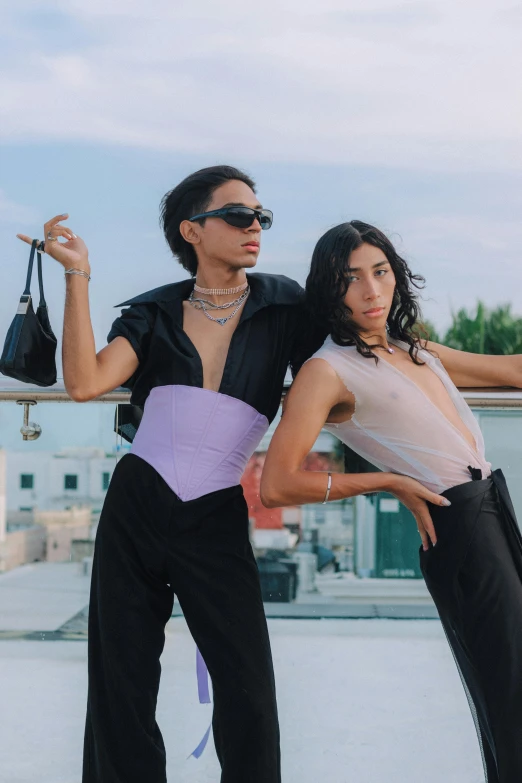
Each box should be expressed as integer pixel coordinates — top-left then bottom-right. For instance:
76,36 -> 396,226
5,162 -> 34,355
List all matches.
82,454 -> 281,783
421,469 -> 522,783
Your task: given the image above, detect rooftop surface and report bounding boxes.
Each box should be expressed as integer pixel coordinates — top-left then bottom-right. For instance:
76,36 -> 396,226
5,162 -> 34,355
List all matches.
0,564 -> 485,783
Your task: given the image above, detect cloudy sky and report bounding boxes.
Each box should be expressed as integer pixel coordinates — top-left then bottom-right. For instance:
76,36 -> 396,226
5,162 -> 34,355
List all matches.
0,0 -> 521,449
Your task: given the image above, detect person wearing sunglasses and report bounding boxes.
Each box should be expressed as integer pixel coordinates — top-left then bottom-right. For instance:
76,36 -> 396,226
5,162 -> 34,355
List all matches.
189,204 -> 274,231
17,165 -> 306,783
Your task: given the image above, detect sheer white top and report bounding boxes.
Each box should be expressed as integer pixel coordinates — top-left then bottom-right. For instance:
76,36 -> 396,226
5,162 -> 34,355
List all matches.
311,336 -> 491,493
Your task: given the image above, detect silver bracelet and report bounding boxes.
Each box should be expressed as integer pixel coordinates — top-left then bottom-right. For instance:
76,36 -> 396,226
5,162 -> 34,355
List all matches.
322,472 -> 332,504
65,268 -> 91,281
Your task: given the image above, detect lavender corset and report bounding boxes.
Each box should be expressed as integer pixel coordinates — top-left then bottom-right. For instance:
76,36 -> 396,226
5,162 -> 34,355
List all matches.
130,385 -> 269,502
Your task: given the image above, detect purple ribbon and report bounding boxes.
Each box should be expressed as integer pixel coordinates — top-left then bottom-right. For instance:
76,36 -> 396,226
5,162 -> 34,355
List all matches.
189,647 -> 212,759
196,646 -> 211,704
189,723 -> 212,760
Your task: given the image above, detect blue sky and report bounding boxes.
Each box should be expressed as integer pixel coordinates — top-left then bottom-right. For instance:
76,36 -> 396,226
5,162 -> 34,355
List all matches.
1,0 -> 521,450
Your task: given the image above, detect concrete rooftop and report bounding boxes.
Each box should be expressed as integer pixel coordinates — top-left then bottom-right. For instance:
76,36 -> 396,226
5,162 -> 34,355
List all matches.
0,564 -> 485,783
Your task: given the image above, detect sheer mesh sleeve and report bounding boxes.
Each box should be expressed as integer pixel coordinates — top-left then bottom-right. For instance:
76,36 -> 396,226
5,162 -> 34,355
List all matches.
107,304 -> 155,364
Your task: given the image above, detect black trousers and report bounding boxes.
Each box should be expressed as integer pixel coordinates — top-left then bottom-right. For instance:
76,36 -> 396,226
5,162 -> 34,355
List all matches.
421,469 -> 522,783
82,454 -> 281,783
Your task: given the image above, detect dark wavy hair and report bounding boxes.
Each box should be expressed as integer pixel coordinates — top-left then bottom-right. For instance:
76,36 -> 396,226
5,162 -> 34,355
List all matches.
160,165 -> 256,276
303,220 -> 427,365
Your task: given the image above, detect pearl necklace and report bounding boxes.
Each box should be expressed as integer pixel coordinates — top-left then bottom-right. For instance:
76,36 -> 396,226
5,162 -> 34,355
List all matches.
193,281 -> 248,296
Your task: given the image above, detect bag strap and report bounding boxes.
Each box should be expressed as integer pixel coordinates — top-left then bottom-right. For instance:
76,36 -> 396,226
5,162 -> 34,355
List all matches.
36,247 -> 47,308
22,240 -> 37,297
21,240 -> 47,311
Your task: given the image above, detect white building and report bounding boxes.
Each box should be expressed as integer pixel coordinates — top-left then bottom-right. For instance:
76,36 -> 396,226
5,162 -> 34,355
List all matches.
4,447 -> 124,514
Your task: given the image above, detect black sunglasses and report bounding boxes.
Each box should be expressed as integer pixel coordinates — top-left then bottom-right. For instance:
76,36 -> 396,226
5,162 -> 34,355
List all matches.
189,206 -> 273,230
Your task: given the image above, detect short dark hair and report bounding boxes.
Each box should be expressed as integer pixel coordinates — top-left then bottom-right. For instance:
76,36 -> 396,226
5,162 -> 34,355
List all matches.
160,165 -> 256,276
304,220 -> 427,364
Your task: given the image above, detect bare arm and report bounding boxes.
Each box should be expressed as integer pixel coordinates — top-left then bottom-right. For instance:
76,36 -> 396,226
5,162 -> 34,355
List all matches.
17,214 -> 139,401
61,278 -> 139,402
428,341 -> 522,388
260,359 -> 449,548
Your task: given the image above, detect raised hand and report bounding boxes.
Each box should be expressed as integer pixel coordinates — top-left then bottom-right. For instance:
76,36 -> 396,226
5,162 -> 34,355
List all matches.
17,213 -> 90,274
388,474 -> 451,550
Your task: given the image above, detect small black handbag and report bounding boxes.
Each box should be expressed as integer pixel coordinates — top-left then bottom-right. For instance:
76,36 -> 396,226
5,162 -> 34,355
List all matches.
0,239 -> 58,386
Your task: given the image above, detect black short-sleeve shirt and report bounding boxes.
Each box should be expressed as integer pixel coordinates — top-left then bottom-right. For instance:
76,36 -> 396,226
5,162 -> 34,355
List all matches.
108,273 -> 305,432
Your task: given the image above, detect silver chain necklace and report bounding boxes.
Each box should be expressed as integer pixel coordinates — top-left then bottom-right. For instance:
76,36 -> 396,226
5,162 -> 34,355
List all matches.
189,291 -> 247,310
188,286 -> 250,326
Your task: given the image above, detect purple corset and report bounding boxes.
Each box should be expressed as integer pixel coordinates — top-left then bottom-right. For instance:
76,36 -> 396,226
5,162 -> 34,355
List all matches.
130,385 -> 269,501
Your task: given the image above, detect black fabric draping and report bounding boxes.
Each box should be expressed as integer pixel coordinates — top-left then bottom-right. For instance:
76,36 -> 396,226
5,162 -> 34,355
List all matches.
421,469 -> 522,783
107,273 -> 305,429
83,454 -> 281,783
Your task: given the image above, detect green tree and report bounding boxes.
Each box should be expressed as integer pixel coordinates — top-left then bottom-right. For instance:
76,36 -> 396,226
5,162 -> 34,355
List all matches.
443,302 -> 522,355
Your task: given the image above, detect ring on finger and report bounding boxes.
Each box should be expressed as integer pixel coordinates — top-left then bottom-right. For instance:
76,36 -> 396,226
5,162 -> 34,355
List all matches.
46,231 -> 57,242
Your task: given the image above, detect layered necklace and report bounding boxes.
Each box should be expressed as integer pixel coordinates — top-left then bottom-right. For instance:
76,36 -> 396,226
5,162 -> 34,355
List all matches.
188,280 -> 250,326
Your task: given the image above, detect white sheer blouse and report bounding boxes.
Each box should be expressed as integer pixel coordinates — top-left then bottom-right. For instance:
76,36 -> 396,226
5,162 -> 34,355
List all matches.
311,336 -> 492,493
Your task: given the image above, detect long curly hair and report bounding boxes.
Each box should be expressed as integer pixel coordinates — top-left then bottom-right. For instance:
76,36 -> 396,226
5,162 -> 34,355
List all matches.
302,220 -> 428,366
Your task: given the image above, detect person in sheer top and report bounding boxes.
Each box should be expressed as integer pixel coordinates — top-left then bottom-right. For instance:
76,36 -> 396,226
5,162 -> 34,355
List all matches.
261,220 -> 522,783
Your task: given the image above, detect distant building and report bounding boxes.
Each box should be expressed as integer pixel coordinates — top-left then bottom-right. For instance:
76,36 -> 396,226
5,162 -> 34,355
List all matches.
0,447 -> 119,571
5,447 -> 120,514
241,418 -> 353,559
1,423 -> 356,571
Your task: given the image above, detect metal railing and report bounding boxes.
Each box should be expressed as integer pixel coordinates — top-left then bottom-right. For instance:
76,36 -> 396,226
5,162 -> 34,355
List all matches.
0,379 -> 130,404
1,380 -> 522,439
1,380 -> 522,405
